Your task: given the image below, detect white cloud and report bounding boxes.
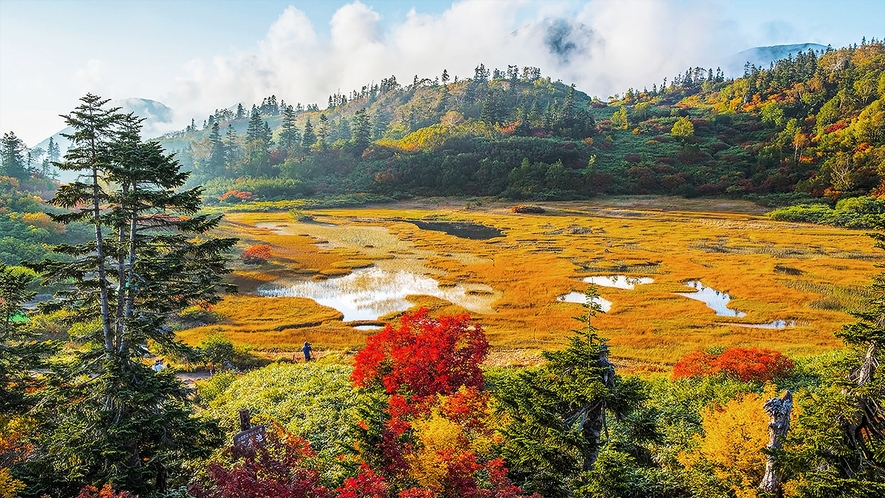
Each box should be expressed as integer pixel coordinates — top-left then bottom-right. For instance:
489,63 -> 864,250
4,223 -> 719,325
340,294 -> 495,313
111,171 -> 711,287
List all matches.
75,59 -> 110,95
162,0 -> 746,130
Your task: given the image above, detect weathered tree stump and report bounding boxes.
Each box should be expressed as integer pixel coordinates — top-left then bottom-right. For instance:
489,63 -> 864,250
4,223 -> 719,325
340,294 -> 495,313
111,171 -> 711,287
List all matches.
759,390 -> 793,496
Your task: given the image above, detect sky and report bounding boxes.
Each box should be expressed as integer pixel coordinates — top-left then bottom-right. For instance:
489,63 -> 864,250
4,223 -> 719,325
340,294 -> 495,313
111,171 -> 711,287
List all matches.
1,0 -> 882,146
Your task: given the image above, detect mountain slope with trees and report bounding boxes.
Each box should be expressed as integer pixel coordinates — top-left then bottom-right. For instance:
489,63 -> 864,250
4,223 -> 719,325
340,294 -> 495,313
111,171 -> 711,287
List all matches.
159,40 -> 884,212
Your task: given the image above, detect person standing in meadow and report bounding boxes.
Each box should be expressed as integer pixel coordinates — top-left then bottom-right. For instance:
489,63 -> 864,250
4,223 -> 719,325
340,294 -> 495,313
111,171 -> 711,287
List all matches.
302,341 -> 312,362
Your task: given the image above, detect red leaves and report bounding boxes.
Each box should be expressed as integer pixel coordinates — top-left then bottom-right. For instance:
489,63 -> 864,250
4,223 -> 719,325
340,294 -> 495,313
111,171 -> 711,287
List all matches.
336,465 -> 389,498
242,244 -> 272,265
672,350 -> 719,379
191,424 -> 333,498
351,309 -> 489,400
715,347 -> 795,382
75,485 -> 135,498
219,189 -> 255,203
672,347 -> 794,382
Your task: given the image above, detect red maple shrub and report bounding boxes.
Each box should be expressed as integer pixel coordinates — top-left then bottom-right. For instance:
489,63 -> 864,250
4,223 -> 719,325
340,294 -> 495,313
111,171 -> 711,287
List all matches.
218,189 -> 254,203
715,347 -> 795,382
335,464 -> 389,498
672,350 -> 718,379
510,204 -> 545,214
672,347 -> 794,382
242,244 -> 272,265
189,424 -> 332,498
350,310 -> 536,497
351,309 -> 488,400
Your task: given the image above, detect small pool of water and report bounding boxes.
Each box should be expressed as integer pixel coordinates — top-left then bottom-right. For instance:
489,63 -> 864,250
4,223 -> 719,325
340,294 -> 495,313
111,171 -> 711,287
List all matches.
675,280 -> 746,317
557,292 -> 612,313
583,275 -> 654,289
353,325 -> 384,331
729,320 -> 795,329
259,267 -> 498,321
410,220 -> 504,240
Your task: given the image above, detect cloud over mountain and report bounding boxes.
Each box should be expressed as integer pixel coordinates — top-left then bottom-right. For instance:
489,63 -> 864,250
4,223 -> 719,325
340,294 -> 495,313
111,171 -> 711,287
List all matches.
161,0 -> 745,127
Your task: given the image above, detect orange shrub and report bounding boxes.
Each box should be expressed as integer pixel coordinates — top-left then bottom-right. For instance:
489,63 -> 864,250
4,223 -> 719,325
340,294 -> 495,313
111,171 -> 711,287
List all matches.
76,484 -> 135,498
715,347 -> 794,382
510,205 -> 545,214
218,190 -> 254,203
672,347 -> 794,382
241,244 -> 272,265
672,350 -> 718,379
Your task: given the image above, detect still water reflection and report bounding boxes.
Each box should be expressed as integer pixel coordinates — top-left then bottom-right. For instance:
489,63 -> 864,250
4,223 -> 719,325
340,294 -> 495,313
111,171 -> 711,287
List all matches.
583,275 -> 654,289
259,267 -> 497,321
675,280 -> 746,317
556,292 -> 613,312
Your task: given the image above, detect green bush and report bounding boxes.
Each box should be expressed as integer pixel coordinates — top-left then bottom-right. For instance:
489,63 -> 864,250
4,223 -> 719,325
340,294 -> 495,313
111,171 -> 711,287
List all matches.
767,196 -> 885,228
200,362 -> 367,485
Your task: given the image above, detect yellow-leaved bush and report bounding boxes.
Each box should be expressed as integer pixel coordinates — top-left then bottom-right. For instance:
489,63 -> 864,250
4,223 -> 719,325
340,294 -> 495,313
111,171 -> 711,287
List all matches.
680,384 -> 801,498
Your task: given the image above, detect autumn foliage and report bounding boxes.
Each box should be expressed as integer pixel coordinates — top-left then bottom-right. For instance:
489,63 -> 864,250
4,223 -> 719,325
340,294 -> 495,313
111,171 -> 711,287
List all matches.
75,484 -> 135,498
672,347 -> 794,382
218,189 -> 255,203
242,244 -> 272,265
190,423 -> 333,498
351,309 -> 488,400
350,309 -> 534,497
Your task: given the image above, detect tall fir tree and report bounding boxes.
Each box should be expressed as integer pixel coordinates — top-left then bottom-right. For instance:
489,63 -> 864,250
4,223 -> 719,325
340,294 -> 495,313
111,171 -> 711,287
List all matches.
19,95 -> 234,496
0,132 -> 28,181
494,287 -> 640,497
206,121 -> 225,177
301,116 -> 316,152
279,105 -> 301,150
351,108 -> 371,153
223,124 -> 240,175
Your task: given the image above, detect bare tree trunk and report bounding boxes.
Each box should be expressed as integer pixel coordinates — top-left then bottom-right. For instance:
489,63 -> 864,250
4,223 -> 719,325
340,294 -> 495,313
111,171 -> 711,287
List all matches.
93,165 -> 113,354
759,390 -> 793,496
583,344 -> 616,471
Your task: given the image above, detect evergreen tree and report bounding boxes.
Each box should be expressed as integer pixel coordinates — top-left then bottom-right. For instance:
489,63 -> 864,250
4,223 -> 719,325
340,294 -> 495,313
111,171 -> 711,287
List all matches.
494,287 -> 638,496
223,124 -> 240,175
0,264 -> 53,416
19,96 -> 233,496
206,121 -> 225,177
279,105 -> 301,150
245,107 -> 263,144
235,103 -> 245,120
27,147 -> 45,177
318,114 -> 329,150
43,136 -> 61,178
301,117 -> 316,152
352,108 -> 371,152
0,132 -> 28,181
480,90 -> 498,124
372,111 -> 388,140
244,108 -> 270,174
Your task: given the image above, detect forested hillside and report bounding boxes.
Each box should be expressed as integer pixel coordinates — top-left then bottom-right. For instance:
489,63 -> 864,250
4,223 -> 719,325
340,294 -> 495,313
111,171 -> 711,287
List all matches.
162,41 -> 884,208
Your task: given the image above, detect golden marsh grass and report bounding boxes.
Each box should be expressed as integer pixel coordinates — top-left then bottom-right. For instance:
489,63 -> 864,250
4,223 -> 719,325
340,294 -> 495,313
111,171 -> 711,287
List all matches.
182,197 -> 880,367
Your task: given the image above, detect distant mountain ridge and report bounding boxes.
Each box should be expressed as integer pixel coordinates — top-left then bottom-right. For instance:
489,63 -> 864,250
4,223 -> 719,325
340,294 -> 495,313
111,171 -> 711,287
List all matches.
33,98 -> 175,152
34,98 -> 175,182
725,43 -> 828,76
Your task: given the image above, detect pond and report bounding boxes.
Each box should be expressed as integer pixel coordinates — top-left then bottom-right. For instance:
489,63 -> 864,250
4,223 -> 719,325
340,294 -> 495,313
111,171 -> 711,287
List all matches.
410,220 -> 504,240
556,292 -> 613,313
675,280 -> 746,317
729,320 -> 795,329
583,275 -> 654,289
258,267 -> 498,321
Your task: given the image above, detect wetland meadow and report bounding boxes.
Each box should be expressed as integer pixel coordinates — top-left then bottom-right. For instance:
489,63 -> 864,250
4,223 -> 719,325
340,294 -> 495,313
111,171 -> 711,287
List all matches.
179,197 -> 879,372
